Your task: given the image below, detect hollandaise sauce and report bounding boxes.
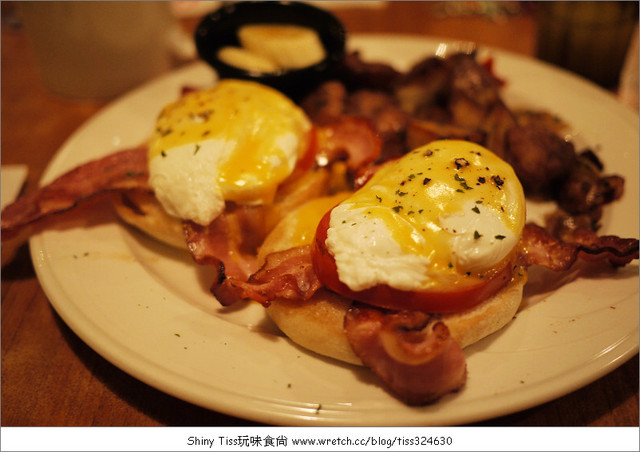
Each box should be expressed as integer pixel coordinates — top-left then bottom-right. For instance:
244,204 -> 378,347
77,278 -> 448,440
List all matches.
148,80 -> 311,225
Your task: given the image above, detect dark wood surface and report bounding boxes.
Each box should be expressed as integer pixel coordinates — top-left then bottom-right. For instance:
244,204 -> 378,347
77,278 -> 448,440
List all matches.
2,1 -> 638,427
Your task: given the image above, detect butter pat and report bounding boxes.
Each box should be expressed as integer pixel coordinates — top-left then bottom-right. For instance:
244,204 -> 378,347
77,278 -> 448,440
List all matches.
217,46 -> 280,73
217,23 -> 326,73
238,24 -> 326,70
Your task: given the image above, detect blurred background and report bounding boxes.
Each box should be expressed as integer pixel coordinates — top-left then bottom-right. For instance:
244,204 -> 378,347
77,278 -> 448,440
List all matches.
2,1 -> 638,103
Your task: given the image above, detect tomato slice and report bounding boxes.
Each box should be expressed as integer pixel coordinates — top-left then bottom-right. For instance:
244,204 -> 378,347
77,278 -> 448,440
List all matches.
312,209 -> 514,313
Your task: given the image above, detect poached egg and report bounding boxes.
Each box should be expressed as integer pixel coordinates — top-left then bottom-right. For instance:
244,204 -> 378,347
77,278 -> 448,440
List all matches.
324,140 -> 526,292
148,79 -> 312,225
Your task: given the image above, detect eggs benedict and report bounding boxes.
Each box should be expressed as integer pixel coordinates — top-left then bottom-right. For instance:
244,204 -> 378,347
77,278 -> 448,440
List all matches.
111,79 -> 331,271
220,140 -> 529,404
314,140 -> 525,313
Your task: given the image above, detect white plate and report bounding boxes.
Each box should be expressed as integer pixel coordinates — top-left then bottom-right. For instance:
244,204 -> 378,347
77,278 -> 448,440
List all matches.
30,35 -> 639,426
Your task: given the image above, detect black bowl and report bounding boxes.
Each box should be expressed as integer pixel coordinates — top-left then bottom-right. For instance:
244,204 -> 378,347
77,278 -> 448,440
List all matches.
194,1 -> 346,101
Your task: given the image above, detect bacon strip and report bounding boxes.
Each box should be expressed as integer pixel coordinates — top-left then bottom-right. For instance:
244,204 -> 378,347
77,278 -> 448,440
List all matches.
520,223 -> 639,270
567,228 -> 639,266
316,116 -> 382,171
213,223 -> 638,307
1,146 -> 149,240
183,204 -> 266,289
344,305 -> 467,405
212,245 -> 321,307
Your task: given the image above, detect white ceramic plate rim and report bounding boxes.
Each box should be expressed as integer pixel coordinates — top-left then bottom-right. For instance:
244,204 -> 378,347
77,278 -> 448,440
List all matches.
29,35 -> 639,426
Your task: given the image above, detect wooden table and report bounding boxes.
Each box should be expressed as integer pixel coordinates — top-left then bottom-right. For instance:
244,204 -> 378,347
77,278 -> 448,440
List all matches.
2,1 -> 638,427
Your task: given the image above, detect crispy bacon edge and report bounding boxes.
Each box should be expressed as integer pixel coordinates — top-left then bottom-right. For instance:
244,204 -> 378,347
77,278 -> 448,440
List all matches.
344,305 -> 467,405
1,146 -> 149,241
520,223 -> 639,270
212,245 -> 321,306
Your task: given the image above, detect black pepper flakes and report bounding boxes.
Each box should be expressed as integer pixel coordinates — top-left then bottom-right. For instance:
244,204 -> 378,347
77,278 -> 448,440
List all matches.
423,177 -> 431,185
454,158 -> 469,169
200,109 -> 213,120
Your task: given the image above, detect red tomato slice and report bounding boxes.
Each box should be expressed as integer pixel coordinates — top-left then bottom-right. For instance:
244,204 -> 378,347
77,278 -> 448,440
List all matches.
312,209 -> 514,313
